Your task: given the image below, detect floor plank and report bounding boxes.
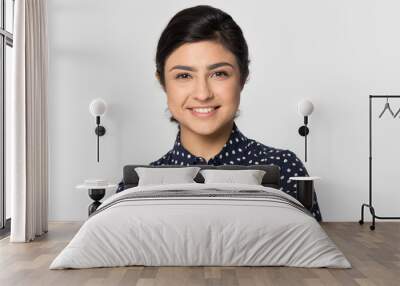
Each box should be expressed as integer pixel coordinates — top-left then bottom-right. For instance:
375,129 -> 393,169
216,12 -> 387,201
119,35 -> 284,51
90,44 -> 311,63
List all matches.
0,222 -> 399,286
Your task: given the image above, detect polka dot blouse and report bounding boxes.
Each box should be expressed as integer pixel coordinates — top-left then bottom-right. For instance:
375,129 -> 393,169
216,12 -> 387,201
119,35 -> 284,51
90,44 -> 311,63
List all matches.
117,121 -> 322,222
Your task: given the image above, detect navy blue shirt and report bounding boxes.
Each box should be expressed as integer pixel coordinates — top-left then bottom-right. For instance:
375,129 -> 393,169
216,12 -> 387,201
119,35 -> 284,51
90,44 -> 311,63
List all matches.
117,121 -> 322,221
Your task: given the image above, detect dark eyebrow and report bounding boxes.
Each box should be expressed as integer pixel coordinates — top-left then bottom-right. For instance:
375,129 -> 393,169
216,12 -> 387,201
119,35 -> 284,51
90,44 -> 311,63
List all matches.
168,62 -> 234,72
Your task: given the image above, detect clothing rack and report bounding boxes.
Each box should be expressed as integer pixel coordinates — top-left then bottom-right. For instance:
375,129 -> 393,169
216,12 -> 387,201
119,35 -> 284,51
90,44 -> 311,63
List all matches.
359,95 -> 400,230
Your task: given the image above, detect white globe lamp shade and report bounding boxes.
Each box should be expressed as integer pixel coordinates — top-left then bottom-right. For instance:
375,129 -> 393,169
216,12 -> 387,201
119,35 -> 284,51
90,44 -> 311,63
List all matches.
89,98 -> 107,117
298,99 -> 314,116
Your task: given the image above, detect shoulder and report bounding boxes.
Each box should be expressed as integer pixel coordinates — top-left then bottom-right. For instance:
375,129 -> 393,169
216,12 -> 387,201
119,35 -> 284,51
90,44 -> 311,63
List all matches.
245,138 -> 307,175
241,137 -> 284,161
149,150 -> 173,166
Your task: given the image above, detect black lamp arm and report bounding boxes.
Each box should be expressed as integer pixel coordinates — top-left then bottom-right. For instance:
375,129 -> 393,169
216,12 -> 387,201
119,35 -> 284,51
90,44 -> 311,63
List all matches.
94,116 -> 106,162
298,116 -> 310,162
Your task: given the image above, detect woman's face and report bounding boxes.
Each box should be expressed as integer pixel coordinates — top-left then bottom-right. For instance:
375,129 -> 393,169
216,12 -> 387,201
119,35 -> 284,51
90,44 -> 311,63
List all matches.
161,40 -> 242,136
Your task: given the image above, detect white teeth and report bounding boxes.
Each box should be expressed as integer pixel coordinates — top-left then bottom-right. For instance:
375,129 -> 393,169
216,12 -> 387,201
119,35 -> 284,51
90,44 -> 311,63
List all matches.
193,107 -> 215,113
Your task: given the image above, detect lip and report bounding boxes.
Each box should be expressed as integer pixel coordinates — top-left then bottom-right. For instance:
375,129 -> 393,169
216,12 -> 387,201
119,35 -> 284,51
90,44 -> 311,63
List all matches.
188,106 -> 220,109
188,106 -> 220,118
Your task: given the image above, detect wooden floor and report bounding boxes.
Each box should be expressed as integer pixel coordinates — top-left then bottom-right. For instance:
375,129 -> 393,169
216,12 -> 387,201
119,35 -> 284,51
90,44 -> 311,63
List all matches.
0,222 -> 399,286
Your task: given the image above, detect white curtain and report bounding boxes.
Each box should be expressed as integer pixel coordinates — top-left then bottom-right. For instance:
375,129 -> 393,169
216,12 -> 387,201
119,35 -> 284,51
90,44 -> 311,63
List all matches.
8,0 -> 49,242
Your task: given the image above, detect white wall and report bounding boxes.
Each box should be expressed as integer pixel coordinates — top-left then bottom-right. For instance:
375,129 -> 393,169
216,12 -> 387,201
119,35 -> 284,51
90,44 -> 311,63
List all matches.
47,0 -> 400,222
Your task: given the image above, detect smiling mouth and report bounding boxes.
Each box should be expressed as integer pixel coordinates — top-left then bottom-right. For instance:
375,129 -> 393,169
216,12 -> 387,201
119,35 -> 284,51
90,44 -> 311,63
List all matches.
187,106 -> 221,116
187,106 -> 221,111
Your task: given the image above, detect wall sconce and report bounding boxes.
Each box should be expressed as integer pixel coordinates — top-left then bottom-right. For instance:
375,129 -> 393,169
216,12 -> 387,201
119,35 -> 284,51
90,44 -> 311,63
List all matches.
297,99 -> 314,162
89,98 -> 107,162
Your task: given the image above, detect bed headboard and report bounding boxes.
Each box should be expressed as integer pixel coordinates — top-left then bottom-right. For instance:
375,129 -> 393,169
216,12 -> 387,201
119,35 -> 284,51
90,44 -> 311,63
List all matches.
122,164 -> 281,190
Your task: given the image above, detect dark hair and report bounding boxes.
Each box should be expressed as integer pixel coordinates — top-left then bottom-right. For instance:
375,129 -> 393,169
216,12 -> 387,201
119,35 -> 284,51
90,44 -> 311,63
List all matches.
155,5 -> 250,123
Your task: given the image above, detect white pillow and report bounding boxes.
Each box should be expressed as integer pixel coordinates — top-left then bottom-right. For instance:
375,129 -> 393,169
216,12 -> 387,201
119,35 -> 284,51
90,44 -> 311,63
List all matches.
135,167 -> 201,186
200,169 -> 266,185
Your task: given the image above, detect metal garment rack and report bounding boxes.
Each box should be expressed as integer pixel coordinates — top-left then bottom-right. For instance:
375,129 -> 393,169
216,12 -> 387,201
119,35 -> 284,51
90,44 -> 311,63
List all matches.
359,95 -> 400,230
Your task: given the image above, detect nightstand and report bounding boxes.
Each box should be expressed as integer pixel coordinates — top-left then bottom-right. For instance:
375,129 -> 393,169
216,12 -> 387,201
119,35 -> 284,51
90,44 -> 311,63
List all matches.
289,176 -> 320,210
76,181 -> 117,216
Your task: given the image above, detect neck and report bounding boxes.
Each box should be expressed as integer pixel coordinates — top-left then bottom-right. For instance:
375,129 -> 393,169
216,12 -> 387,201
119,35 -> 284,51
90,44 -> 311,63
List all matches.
180,121 -> 234,162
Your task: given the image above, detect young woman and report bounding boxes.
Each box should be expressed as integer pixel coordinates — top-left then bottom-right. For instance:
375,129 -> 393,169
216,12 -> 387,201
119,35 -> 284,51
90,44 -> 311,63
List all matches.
118,5 -> 322,222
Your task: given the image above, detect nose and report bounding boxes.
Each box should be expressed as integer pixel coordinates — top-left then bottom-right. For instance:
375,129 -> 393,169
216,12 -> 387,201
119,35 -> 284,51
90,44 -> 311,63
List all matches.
192,77 -> 214,101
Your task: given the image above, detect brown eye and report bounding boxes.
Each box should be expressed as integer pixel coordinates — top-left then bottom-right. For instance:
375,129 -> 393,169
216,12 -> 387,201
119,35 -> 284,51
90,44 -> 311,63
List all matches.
213,71 -> 228,78
176,73 -> 191,79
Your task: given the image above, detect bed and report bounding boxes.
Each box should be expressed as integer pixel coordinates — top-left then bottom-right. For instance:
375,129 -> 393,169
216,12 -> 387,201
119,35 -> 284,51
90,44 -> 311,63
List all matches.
49,164 -> 351,269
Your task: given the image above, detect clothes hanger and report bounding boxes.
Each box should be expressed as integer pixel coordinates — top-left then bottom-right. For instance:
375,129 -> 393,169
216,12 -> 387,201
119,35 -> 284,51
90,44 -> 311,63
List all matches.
393,105 -> 400,118
378,97 -> 395,118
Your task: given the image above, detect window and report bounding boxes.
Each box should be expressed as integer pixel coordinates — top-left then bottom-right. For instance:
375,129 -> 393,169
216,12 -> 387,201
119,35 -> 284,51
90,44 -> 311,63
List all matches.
0,0 -> 14,235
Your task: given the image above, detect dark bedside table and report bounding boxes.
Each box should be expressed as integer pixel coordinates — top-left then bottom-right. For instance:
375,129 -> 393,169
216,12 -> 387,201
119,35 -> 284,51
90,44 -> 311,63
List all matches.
76,183 -> 117,216
289,176 -> 320,210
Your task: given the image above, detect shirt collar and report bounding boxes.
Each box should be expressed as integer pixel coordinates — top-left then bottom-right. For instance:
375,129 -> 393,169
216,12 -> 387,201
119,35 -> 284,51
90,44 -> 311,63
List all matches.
172,121 -> 249,165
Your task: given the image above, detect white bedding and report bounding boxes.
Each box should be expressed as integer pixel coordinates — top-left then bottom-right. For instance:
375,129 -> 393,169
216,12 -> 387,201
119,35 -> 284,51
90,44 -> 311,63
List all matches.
49,183 -> 351,269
